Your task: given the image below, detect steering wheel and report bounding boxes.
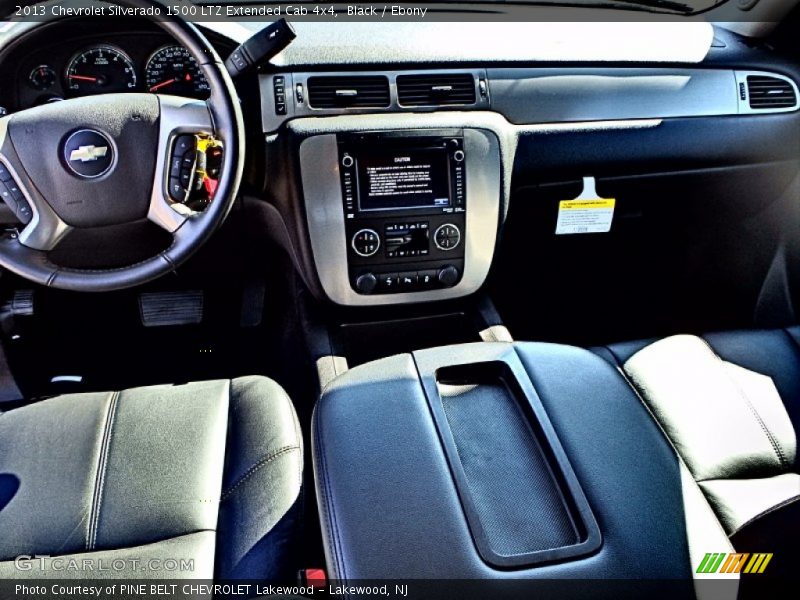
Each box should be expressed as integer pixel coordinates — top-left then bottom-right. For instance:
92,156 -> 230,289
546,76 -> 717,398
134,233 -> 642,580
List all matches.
0,0 -> 244,291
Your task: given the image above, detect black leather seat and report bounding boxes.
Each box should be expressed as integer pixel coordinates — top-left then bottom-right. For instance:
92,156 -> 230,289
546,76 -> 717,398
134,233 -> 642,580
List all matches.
592,328 -> 800,579
0,376 -> 303,580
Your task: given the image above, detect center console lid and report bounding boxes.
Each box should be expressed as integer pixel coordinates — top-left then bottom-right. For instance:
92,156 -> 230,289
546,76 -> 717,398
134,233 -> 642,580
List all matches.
312,342 -> 729,597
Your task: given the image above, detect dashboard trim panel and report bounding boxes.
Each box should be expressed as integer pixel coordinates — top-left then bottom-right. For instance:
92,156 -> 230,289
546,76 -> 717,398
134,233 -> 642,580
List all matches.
299,123 -> 501,306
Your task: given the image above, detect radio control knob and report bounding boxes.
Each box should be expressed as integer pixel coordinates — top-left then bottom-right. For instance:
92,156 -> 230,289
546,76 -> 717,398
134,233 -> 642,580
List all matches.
355,272 -> 378,294
453,149 -> 465,163
434,223 -> 461,251
351,228 -> 381,257
341,153 -> 354,168
437,265 -> 460,287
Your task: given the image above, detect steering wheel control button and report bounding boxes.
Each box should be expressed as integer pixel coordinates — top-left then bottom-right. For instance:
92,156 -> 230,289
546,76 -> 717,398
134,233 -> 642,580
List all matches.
354,272 -> 378,295
0,163 -> 11,182
351,228 -> 380,257
170,156 -> 182,176
438,265 -> 461,287
174,135 -> 196,156
168,135 -> 199,203
62,129 -> 114,179
0,178 -> 32,225
434,223 -> 461,251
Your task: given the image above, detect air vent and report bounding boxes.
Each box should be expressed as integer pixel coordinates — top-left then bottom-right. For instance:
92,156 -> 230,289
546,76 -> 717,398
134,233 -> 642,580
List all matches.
746,75 -> 797,109
307,76 -> 390,109
397,73 -> 477,106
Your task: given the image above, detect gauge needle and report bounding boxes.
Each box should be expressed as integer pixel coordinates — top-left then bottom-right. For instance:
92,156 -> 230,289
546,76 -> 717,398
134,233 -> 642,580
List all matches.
150,78 -> 178,92
68,74 -> 98,82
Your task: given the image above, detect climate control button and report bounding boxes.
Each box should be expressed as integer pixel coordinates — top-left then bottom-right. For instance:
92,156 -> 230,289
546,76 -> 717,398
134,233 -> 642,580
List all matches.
351,228 -> 380,257
434,223 -> 461,251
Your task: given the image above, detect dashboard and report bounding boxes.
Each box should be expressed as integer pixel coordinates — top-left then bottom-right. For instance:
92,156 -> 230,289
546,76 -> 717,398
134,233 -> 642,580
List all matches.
0,20 -> 236,112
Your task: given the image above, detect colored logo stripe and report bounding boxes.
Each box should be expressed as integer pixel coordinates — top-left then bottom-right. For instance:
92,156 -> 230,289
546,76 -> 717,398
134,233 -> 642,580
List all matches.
697,553 -> 773,574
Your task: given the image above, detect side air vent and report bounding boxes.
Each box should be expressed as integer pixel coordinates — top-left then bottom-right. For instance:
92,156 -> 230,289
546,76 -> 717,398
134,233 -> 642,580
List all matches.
746,75 -> 797,109
307,75 -> 390,109
397,73 -> 477,106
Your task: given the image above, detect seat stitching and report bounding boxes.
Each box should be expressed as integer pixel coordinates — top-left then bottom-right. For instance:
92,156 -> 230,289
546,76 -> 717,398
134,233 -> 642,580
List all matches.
86,391 -> 120,550
220,445 -> 300,501
700,338 -> 789,469
314,404 -> 346,580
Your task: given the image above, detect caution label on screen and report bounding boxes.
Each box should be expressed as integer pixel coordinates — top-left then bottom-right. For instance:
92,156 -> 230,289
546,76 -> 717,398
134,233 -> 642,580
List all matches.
555,198 -> 616,235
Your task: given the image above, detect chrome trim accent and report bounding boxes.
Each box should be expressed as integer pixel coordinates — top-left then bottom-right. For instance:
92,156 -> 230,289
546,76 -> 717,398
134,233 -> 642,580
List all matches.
0,117 -> 70,251
299,128 -> 501,307
147,95 -> 214,233
433,223 -> 461,251
735,70 -> 800,115
350,228 -> 380,258
62,128 -> 115,179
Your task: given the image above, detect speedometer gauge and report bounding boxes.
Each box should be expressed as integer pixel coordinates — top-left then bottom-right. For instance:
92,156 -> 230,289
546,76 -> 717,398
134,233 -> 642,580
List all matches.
145,46 -> 210,98
65,45 -> 137,95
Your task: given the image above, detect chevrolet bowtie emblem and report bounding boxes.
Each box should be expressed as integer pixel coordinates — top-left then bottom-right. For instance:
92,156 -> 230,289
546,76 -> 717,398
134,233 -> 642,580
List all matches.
69,145 -> 108,162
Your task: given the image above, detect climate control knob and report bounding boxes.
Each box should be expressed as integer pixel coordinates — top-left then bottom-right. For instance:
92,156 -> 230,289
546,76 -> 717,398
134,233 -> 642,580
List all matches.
434,223 -> 461,251
351,228 -> 380,257
437,265 -> 460,287
354,272 -> 378,294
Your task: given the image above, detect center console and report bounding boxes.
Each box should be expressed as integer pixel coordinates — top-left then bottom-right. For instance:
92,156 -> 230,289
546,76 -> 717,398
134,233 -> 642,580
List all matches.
312,342 -> 733,596
295,116 -> 503,307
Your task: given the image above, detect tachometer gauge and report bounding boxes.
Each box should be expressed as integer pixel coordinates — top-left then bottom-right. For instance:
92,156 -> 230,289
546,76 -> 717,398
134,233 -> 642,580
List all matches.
145,45 -> 210,98
65,45 -> 137,95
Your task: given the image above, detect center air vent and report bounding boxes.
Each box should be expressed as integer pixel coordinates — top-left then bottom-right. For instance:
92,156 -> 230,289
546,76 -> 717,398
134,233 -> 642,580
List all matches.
397,73 -> 477,106
746,75 -> 797,109
307,75 -> 390,109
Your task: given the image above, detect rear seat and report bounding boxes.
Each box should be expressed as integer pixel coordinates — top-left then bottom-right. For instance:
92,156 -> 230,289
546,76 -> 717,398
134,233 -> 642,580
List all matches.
591,328 -> 800,579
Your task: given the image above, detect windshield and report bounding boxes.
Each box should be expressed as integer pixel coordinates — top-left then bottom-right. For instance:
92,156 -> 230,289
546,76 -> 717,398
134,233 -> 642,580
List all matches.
204,0 -> 732,16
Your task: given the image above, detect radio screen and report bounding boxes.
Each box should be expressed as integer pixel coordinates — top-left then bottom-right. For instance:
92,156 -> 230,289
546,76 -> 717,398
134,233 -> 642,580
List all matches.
357,148 -> 450,211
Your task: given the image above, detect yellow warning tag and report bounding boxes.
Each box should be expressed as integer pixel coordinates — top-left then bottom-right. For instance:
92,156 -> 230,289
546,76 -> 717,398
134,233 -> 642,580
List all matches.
556,198 -> 616,235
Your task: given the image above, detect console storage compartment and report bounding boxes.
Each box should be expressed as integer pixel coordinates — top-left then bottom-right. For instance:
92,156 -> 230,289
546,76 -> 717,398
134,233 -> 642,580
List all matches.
426,361 -> 600,567
312,341 -> 702,594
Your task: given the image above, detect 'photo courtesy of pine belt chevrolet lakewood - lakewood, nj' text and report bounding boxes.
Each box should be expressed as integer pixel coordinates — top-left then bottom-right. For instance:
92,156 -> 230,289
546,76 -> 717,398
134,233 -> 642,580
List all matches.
0,0 -> 798,599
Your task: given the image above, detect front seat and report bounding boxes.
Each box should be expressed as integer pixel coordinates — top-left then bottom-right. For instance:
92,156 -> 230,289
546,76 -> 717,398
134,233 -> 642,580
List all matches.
593,329 -> 800,579
0,376 -> 303,580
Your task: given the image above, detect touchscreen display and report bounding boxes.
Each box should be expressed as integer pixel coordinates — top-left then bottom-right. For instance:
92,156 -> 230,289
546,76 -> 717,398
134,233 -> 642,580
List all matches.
357,148 -> 450,211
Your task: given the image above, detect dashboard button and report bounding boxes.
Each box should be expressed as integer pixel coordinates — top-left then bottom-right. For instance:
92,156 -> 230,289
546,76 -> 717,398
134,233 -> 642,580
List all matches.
434,223 -> 461,251
377,272 -> 399,291
399,272 -> 418,289
418,270 -> 437,288
351,228 -> 380,257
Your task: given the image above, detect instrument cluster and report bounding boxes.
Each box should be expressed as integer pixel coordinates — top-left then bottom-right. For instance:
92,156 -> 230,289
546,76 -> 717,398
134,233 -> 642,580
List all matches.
15,35 -> 212,110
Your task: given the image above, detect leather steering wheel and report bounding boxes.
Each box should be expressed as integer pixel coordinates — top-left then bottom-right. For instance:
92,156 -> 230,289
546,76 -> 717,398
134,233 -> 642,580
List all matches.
0,0 -> 244,291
